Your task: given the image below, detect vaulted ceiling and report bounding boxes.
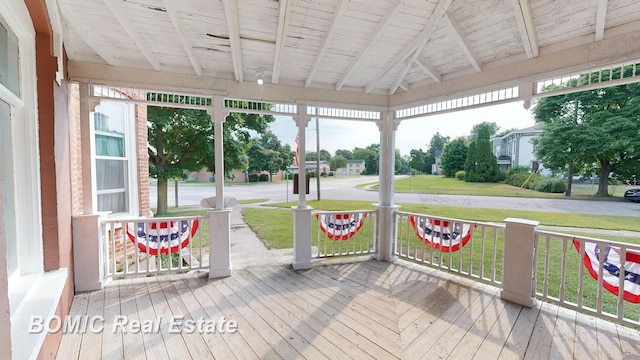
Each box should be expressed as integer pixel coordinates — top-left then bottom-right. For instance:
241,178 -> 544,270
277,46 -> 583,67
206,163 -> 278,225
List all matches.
59,0 -> 640,108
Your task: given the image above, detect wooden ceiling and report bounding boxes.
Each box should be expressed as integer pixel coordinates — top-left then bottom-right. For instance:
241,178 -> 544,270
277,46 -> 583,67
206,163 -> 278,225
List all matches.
58,0 -> 640,107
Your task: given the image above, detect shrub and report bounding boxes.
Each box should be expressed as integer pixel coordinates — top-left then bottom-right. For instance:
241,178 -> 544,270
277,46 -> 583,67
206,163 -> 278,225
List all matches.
248,173 -> 259,182
455,171 -> 466,180
258,173 -> 269,182
535,178 -> 567,193
328,172 -> 334,177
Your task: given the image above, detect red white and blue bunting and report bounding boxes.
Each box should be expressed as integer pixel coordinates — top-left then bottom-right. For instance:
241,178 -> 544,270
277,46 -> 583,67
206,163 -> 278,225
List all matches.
317,213 -> 367,240
574,240 -> 640,303
409,216 -> 474,252
126,220 -> 199,256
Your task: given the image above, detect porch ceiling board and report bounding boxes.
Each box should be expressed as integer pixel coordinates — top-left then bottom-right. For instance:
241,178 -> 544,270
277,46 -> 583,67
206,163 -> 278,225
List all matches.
58,0 -> 640,106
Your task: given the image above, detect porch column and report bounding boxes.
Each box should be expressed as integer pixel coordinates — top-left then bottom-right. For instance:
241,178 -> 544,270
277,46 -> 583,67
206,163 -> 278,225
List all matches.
375,110 -> 399,262
207,97 -> 232,278
500,218 -> 539,307
292,105 -> 313,270
79,83 -> 100,214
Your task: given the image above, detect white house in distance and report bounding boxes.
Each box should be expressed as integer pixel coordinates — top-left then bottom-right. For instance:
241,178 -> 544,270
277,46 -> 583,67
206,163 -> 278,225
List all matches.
432,150 -> 443,175
491,124 -> 544,174
335,159 -> 366,176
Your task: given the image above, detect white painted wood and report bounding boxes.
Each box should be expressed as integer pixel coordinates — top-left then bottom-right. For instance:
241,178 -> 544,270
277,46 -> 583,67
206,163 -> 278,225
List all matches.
443,12 -> 482,72
222,0 -> 244,83
162,0 -> 202,76
271,0 -> 292,85
595,0 -> 608,41
511,0 -> 539,58
416,58 -> 441,83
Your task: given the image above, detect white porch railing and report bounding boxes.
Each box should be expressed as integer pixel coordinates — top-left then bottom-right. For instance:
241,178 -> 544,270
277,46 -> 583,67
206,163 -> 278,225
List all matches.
534,230 -> 640,327
312,210 -> 377,258
396,211 -> 505,287
100,215 -> 209,279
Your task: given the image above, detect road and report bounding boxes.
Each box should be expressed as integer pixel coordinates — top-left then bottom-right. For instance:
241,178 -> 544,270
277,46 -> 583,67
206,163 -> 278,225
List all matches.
149,176 -> 640,217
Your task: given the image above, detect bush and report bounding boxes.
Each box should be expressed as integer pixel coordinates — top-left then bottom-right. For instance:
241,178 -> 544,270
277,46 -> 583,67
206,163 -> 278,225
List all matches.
455,171 -> 466,180
258,173 -> 269,182
248,173 -> 259,182
535,178 -> 567,193
328,172 -> 334,177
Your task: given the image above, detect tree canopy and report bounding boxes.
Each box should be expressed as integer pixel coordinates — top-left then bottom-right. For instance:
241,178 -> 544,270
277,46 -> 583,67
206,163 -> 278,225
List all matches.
148,106 -> 273,214
424,133 -> 450,174
533,74 -> 640,196
464,123 -> 501,182
247,131 -> 294,181
440,137 -> 469,177
469,121 -> 499,141
352,144 -> 380,174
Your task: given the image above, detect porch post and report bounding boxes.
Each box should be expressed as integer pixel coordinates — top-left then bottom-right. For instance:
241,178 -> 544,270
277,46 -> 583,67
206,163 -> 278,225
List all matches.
292,105 -> 313,270
79,83 -> 100,214
207,97 -> 232,278
500,218 -> 539,307
375,110 -> 399,262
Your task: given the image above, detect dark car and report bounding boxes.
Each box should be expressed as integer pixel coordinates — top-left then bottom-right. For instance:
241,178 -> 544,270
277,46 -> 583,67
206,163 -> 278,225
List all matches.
624,189 -> 640,202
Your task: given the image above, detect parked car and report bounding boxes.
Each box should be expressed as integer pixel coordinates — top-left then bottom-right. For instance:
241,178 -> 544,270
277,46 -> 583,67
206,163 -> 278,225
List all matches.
624,189 -> 640,202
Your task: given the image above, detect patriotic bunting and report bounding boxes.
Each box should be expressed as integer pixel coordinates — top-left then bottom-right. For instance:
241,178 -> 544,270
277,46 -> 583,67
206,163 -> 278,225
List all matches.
317,213 -> 367,240
126,220 -> 199,255
574,240 -> 640,303
409,216 -> 474,252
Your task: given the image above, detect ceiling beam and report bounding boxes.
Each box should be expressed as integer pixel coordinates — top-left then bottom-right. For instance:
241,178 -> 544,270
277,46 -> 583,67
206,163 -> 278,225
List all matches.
364,0 -> 453,93
272,0 -> 294,84
390,48 -> 422,95
416,59 -> 441,83
398,82 -> 409,91
222,0 -> 244,83
595,0 -> 608,41
162,0 -> 202,76
511,0 -> 538,58
104,0 -> 162,71
442,12 -> 482,72
335,0 -> 403,91
59,3 -> 118,66
305,0 -> 349,88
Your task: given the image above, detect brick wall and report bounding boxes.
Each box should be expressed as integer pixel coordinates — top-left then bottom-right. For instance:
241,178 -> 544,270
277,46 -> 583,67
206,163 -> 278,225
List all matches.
135,104 -> 150,217
68,83 -> 83,214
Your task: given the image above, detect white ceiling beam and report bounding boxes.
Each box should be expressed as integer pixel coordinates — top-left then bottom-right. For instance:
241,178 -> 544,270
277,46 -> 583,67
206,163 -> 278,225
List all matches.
162,0 -> 202,76
104,0 -> 162,71
222,0 -> 244,83
364,0 -> 453,93
59,3 -> 118,66
510,0 -> 538,58
416,59 -> 441,83
305,0 -> 349,88
336,0 -> 403,91
595,0 -> 608,41
442,12 -> 482,72
390,48 -> 423,95
398,82 -> 409,91
272,0 -> 294,84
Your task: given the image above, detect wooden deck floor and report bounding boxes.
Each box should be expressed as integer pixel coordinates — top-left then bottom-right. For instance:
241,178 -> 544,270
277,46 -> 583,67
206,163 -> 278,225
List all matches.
56,257 -> 640,359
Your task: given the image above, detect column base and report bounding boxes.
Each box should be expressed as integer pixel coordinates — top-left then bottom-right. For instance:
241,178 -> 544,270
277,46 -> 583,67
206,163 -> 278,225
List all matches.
500,290 -> 536,308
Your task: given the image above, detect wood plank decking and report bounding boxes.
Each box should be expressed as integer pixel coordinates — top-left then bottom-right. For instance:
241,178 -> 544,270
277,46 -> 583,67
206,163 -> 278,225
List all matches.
56,257 -> 640,359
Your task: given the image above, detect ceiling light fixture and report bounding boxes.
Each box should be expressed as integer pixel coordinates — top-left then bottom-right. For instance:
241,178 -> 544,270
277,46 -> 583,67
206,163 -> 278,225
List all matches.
256,68 -> 264,85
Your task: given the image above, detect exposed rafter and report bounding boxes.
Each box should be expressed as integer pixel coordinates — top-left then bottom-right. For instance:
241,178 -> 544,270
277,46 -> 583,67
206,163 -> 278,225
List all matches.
222,0 -> 244,83
59,3 -> 118,66
398,82 -> 409,91
595,0 -> 608,41
364,0 -> 453,93
305,0 -> 349,88
443,12 -> 482,72
336,0 -> 403,91
104,0 -> 161,71
272,0 -> 294,85
162,0 -> 202,76
390,48 -> 422,95
511,0 -> 538,58
416,59 -> 441,83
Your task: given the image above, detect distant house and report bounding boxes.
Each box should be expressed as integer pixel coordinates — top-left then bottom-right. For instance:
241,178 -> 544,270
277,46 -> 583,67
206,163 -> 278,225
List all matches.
288,160 -> 331,175
335,159 -> 366,176
432,149 -> 443,175
491,124 -> 544,174
188,168 -> 286,182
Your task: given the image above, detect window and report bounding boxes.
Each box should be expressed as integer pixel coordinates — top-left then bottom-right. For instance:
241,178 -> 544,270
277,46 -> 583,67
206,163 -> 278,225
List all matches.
93,101 -> 138,215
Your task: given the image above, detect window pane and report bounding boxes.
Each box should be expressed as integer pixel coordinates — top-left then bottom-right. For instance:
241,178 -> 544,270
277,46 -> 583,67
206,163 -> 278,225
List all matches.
96,159 -> 126,190
0,15 -> 20,97
95,134 -> 124,157
1,99 -> 17,275
98,193 -> 127,213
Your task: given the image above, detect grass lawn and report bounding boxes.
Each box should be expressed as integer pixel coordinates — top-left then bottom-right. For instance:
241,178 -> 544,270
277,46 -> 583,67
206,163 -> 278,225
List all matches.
367,174 -> 631,200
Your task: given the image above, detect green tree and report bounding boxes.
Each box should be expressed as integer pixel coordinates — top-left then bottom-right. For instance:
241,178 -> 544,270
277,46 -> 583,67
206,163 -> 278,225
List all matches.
409,149 -> 426,174
395,149 -> 403,174
305,149 -> 331,161
425,133 -> 450,174
469,121 -> 499,141
353,145 -> 379,174
247,131 -> 294,181
148,106 -> 273,215
330,155 -> 347,171
464,123 -> 500,182
335,149 -> 353,160
533,75 -> 640,196
440,137 -> 468,177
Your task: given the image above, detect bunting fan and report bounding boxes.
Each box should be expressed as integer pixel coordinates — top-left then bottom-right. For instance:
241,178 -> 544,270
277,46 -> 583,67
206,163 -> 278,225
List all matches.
409,216 -> 474,252
317,213 -> 367,240
126,220 -> 199,255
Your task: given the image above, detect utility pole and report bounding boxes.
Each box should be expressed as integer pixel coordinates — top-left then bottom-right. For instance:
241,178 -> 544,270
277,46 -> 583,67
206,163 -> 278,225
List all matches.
316,117 -> 321,200
566,99 -> 578,196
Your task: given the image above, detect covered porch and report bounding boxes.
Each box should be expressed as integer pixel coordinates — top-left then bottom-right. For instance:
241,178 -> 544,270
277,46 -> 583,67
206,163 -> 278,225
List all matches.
57,256 -> 640,359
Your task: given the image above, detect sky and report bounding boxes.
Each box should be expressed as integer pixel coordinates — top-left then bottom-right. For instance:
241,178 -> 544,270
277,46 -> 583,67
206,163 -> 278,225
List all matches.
268,101 -> 536,157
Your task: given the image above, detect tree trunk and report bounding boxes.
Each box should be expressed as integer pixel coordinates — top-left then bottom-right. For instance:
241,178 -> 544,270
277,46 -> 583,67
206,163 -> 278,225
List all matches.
157,178 -> 168,215
565,163 -> 573,196
596,160 -> 613,197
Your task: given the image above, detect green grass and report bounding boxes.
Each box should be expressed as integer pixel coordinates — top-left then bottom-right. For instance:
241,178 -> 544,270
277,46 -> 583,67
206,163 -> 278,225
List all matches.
238,198 -> 269,204
152,207 -> 210,248
375,175 -> 630,200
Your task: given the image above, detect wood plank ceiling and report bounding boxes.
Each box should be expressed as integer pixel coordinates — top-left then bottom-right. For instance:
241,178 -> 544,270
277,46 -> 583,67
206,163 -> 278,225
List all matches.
58,0 -> 640,100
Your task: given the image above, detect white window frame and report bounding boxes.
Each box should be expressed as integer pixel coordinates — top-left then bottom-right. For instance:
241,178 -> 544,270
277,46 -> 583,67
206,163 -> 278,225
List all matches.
92,101 -> 140,218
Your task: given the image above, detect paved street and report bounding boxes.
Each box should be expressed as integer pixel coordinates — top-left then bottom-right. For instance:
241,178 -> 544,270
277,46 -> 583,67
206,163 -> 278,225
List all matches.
149,176 -> 640,217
